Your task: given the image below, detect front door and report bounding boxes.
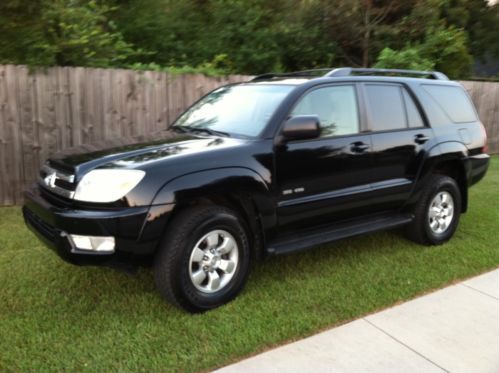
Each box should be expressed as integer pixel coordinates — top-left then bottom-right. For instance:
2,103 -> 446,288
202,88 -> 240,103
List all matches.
275,84 -> 376,231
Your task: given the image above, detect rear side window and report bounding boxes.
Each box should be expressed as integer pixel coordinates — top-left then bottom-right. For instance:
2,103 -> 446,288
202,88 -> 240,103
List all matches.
422,85 -> 477,123
365,84 -> 406,131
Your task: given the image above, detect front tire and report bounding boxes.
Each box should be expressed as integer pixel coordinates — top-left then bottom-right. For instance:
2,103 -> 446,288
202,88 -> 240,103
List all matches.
406,175 -> 461,245
154,205 -> 251,313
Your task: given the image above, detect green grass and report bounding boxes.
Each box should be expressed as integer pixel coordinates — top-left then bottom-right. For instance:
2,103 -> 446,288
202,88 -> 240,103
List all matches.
1,157 -> 499,372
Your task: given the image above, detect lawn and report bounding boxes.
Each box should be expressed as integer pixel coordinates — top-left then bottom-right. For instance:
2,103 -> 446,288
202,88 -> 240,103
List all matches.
1,157 -> 498,372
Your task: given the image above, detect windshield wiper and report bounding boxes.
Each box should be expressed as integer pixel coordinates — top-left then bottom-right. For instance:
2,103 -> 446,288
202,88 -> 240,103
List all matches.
172,125 -> 231,138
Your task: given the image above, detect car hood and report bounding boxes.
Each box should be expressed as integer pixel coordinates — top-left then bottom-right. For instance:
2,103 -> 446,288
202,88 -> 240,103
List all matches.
49,131 -> 246,176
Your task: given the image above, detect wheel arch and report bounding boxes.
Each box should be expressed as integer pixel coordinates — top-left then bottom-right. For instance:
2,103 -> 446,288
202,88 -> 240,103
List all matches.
432,159 -> 468,213
151,168 -> 275,259
412,142 -> 469,213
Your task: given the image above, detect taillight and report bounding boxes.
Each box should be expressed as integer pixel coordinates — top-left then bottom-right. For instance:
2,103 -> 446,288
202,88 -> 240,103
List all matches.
480,123 -> 488,153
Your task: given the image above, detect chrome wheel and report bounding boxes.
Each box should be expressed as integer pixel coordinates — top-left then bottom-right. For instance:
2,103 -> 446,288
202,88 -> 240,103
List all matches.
188,229 -> 239,293
428,191 -> 454,234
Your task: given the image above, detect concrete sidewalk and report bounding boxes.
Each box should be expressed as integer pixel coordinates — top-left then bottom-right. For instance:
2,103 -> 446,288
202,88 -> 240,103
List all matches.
217,269 -> 499,373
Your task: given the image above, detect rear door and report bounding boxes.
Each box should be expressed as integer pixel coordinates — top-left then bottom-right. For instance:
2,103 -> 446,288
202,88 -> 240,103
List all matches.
363,83 -> 433,209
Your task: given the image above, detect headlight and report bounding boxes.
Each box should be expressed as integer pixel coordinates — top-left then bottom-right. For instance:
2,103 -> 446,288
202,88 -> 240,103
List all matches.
74,169 -> 145,203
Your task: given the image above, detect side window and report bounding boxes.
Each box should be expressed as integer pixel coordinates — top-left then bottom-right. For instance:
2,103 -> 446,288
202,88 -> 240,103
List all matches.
422,85 -> 477,123
365,84 -> 406,131
291,85 -> 359,137
402,89 -> 424,128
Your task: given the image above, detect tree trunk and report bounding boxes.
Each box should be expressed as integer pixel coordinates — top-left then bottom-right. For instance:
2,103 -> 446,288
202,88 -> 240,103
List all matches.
362,0 -> 371,67
362,28 -> 370,67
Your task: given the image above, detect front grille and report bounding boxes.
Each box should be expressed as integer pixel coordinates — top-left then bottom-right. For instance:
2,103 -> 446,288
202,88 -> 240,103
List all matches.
39,164 -> 76,199
23,208 -> 58,243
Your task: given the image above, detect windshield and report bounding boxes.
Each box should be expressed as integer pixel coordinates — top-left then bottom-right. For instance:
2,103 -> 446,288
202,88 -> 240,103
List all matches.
173,84 -> 294,137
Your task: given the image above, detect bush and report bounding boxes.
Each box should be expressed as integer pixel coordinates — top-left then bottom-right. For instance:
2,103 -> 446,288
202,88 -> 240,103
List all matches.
375,47 -> 434,71
375,26 -> 473,79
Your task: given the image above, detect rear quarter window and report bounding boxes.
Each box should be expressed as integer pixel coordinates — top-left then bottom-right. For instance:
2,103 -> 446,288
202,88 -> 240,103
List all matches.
422,85 -> 477,123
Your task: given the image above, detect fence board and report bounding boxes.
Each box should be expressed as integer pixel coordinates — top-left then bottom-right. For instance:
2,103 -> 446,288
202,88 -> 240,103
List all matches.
0,66 -> 8,205
0,65 -> 497,206
19,66 -> 38,190
5,65 -> 24,204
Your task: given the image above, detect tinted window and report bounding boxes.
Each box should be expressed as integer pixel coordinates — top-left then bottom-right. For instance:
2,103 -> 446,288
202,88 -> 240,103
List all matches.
291,85 -> 359,137
402,89 -> 424,128
422,85 -> 477,123
365,84 -> 406,131
174,84 -> 294,137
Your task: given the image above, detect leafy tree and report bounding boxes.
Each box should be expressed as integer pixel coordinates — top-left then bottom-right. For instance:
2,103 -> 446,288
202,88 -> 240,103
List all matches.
276,1 -> 337,70
42,0 -> 138,67
309,0 -> 414,68
0,0 -> 138,67
375,25 -> 472,78
375,47 -> 435,71
206,0 -> 283,73
115,0 -> 209,66
116,0 -> 285,73
421,26 -> 472,77
0,0 -> 496,76
440,0 -> 499,61
0,0 -> 50,65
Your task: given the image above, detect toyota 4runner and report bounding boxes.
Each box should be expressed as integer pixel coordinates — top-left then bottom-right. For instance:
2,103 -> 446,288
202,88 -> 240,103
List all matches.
23,67 -> 490,312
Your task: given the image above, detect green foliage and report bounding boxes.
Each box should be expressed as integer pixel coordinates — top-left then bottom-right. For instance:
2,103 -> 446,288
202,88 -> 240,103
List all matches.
277,1 -> 337,70
421,26 -> 473,78
42,0 -> 139,67
0,0 -> 48,66
127,54 -> 232,77
440,0 -> 499,61
0,0 -> 497,76
0,0 -> 139,68
375,47 -> 435,71
375,26 -> 473,79
117,0 -> 287,74
116,0 -> 209,67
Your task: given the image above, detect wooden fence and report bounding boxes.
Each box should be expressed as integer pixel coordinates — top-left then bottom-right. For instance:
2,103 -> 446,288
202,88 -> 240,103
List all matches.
460,81 -> 499,153
0,65 -> 498,206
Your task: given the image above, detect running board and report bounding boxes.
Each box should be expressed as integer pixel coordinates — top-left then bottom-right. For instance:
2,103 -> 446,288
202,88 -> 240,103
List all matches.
267,213 -> 414,256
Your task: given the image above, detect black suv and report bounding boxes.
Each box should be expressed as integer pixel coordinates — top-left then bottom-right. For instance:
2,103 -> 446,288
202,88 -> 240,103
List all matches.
23,68 -> 490,312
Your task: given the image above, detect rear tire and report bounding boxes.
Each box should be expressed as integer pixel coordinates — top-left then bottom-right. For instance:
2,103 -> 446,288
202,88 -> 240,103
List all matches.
406,175 -> 461,245
154,205 -> 251,313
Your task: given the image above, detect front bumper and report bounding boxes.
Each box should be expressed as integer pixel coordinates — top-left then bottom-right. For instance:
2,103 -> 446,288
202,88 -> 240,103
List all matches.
23,185 -> 172,267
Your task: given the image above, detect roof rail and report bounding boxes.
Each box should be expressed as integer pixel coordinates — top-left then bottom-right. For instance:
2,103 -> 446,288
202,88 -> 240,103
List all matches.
325,67 -> 449,80
250,69 -> 333,82
250,67 -> 449,82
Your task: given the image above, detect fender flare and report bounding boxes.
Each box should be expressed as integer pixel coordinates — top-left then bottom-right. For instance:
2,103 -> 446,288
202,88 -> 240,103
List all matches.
421,141 -> 469,179
408,141 -> 469,211
151,167 -> 276,229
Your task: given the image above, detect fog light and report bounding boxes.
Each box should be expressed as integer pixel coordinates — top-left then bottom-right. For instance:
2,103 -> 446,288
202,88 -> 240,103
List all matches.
69,234 -> 115,253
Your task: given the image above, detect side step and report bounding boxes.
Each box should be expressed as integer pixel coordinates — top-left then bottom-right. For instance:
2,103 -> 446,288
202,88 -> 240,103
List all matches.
267,213 -> 414,256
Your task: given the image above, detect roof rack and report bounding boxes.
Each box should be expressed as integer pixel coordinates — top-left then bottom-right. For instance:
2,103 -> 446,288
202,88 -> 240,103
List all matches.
250,67 -> 449,82
250,69 -> 333,82
325,67 -> 449,80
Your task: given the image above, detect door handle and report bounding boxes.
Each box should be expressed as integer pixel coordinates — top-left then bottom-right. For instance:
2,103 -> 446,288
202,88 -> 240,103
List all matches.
350,142 -> 369,153
414,134 -> 429,144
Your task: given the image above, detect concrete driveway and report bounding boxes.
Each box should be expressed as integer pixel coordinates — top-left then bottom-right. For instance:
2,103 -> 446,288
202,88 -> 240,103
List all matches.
217,268 -> 499,373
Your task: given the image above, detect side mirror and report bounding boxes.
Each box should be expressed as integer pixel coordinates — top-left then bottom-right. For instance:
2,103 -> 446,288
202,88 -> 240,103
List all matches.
282,115 -> 321,141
